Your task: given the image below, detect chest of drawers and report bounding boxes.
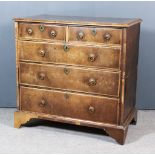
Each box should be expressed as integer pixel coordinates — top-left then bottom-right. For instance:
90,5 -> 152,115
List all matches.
14,15 -> 142,144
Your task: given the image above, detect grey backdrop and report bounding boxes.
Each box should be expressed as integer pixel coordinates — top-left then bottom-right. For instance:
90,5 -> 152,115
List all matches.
0,1 -> 154,109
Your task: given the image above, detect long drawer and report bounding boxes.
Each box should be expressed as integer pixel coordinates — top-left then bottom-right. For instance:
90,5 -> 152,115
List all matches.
20,86 -> 119,124
19,41 -> 121,69
19,63 -> 120,97
18,22 -> 66,41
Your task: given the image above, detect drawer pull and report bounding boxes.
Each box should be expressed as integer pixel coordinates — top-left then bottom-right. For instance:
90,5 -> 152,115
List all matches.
38,72 -> 46,80
104,33 -> 112,41
27,28 -> 33,35
39,50 -> 46,57
92,29 -> 97,36
88,53 -> 96,62
39,99 -> 46,107
39,25 -> 45,32
88,78 -> 96,86
63,45 -> 69,52
78,31 -> 84,40
64,68 -> 70,75
89,106 -> 95,113
50,30 -> 57,38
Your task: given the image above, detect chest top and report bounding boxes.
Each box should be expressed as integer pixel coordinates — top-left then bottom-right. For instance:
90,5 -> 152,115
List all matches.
14,14 -> 142,27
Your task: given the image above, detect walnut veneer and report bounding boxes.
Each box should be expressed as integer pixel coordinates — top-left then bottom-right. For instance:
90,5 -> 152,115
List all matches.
14,15 -> 142,144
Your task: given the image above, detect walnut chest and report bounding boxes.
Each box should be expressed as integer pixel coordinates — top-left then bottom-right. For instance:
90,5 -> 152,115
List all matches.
14,15 -> 142,144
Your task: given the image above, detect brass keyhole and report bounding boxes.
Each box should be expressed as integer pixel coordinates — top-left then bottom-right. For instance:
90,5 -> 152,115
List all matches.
39,99 -> 47,107
64,93 -> 69,99
92,29 -> 97,36
39,25 -> 45,32
64,68 -> 70,75
63,45 -> 69,52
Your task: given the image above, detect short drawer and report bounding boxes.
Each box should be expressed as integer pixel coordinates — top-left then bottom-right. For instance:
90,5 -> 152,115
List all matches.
19,41 -> 121,69
20,86 -> 119,124
69,26 -> 122,44
18,22 -> 66,40
19,63 -> 120,97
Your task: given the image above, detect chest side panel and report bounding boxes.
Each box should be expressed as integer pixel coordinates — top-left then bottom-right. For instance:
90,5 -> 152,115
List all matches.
123,24 -> 140,122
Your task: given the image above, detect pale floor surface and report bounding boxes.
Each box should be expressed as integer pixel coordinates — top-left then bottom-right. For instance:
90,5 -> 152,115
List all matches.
0,108 -> 155,154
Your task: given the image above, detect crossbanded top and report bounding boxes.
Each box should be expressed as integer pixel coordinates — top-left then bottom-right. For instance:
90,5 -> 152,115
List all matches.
14,14 -> 142,27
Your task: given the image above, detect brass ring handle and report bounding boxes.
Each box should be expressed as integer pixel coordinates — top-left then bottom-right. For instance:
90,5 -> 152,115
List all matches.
39,50 -> 46,57
27,28 -> 33,35
38,72 -> 46,80
88,78 -> 96,86
89,106 -> 95,113
64,68 -> 70,75
50,30 -> 57,38
63,45 -> 69,52
88,53 -> 96,62
104,33 -> 112,41
78,31 -> 84,40
39,99 -> 46,107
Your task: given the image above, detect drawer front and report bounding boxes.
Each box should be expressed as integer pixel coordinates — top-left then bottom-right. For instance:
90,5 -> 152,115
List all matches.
19,41 -> 121,69
69,26 -> 122,44
19,63 -> 120,97
20,87 -> 118,124
18,23 -> 65,40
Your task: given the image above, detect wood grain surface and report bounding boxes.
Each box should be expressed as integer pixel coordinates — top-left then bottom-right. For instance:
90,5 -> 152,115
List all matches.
14,15 -> 141,144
